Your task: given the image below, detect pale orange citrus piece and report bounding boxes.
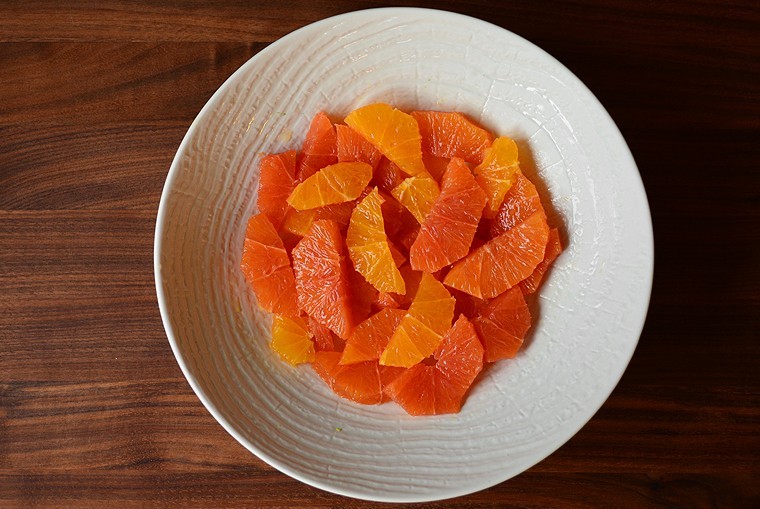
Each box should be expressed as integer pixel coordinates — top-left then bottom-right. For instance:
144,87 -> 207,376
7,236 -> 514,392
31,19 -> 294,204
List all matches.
380,273 -> 455,367
270,314 -> 315,366
287,161 -> 372,211
474,136 -> 521,217
346,188 -> 406,294
344,103 -> 427,177
391,176 -> 440,224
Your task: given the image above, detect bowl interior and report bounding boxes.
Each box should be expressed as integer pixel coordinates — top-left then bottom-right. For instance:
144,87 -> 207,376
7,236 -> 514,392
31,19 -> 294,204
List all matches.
155,7 -> 653,502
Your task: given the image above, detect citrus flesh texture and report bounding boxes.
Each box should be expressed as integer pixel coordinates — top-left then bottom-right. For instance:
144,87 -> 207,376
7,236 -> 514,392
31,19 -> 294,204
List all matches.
336,124 -> 383,170
291,220 -> 355,339
489,171 -> 543,237
444,210 -> 550,299
297,111 -> 337,181
380,273 -> 455,367
384,315 -> 484,415
410,157 -> 487,273
270,314 -> 315,366
257,150 -> 297,229
474,136 -> 521,217
287,161 -> 372,211
346,188 -> 406,294
340,307 -> 406,365
391,176 -> 440,225
472,287 -> 531,362
240,213 -> 300,317
520,227 -> 562,294
412,110 -> 493,164
345,103 -> 427,177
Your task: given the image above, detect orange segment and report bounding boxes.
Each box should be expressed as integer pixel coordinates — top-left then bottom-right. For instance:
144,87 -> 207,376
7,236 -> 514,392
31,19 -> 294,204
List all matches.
384,315 -> 484,415
347,264 -> 377,326
444,210 -> 550,298
373,158 -> 406,194
256,150 -> 297,229
490,172 -> 543,237
520,228 -> 562,294
474,137 -> 521,217
291,220 -> 354,338
308,316 -> 339,352
297,111 -> 337,181
412,111 -> 493,164
270,314 -> 315,366
391,176 -> 440,224
281,201 -> 355,237
240,213 -> 299,317
336,124 -> 382,169
380,273 -> 455,367
410,158 -> 487,272
344,103 -> 427,176
373,291 -> 402,310
287,162 -> 372,211
312,352 -> 384,405
340,308 -> 405,365
472,287 -> 531,361
346,188 -> 406,294
421,153 -> 450,182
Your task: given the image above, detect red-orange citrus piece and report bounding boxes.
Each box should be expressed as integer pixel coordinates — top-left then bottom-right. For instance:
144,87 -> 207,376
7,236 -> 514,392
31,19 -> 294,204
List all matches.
270,314 -> 315,366
391,176 -> 440,225
308,316 -> 339,352
373,158 -> 406,194
292,220 -> 355,339
472,287 -> 531,361
257,150 -> 297,229
336,124 -> 382,169
474,136 -> 521,217
241,213 -> 299,317
520,228 -> 562,294
313,352 -> 384,405
345,103 -> 427,177
410,157 -> 487,272
346,188 -> 406,294
297,111 -> 337,181
380,273 -> 455,367
412,111 -> 493,164
384,315 -> 484,415
340,308 -> 405,365
421,153 -> 451,182
489,172 -> 543,237
444,210 -> 549,298
287,162 -> 372,211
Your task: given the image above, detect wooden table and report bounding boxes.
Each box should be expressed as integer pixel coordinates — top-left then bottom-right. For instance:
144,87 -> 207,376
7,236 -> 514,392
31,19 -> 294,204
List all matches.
2,1 -> 758,507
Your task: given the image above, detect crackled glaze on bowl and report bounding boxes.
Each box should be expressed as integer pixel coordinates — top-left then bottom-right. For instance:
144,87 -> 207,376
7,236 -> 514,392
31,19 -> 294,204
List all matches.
155,7 -> 653,502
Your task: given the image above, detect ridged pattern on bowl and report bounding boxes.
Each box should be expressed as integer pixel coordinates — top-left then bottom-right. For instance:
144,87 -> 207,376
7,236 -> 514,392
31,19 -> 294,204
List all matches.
155,8 -> 653,503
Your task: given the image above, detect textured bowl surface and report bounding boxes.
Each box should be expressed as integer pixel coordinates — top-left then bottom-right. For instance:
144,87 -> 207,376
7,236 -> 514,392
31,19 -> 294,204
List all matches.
155,7 -> 653,503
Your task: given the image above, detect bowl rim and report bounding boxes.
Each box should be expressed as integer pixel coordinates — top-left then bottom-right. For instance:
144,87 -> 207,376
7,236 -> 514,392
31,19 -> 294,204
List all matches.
154,6 -> 654,503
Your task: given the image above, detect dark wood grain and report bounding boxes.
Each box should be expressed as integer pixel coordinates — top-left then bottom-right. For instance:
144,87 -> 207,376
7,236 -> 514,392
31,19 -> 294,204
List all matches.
1,1 -> 759,507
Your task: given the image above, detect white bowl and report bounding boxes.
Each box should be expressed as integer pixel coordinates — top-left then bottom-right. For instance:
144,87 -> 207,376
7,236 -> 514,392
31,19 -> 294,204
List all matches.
155,7 -> 653,503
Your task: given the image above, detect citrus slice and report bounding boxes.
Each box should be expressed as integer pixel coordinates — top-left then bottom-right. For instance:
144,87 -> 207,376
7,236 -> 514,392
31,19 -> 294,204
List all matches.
489,172 -> 543,237
373,158 -> 406,194
336,124 -> 382,169
240,213 -> 299,317
270,314 -> 314,366
519,227 -> 562,294
344,103 -> 427,176
412,111 -> 493,164
287,161 -> 372,211
474,136 -> 521,217
444,210 -> 549,298
291,220 -> 355,338
391,176 -> 440,224
379,273 -> 455,367
384,315 -> 484,415
297,111 -> 337,181
340,308 -> 406,365
308,316 -> 339,352
346,188 -> 406,294
312,352 -> 384,405
281,201 -> 355,237
472,287 -> 531,361
410,157 -> 487,272
257,150 -> 297,229
421,153 -> 451,182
